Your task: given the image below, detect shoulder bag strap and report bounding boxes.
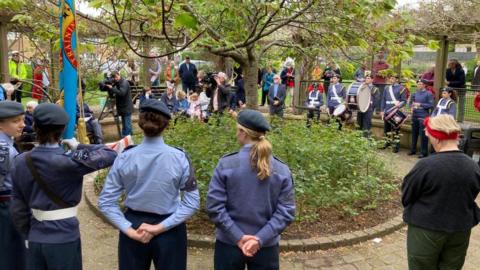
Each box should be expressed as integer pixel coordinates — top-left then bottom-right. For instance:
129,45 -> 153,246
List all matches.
25,152 -> 71,208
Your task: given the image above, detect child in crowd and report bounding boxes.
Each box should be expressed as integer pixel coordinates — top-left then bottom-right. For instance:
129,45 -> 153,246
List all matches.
187,93 -> 202,120
199,87 -> 210,120
177,90 -> 189,116
139,87 -> 153,106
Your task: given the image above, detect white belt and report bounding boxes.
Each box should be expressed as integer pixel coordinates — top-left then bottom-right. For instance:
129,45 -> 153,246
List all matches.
386,101 -> 396,104
31,206 -> 78,222
330,97 -> 342,101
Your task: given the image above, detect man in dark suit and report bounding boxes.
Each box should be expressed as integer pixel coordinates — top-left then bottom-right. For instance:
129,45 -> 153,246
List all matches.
179,56 -> 198,93
472,60 -> 480,91
268,75 -> 286,118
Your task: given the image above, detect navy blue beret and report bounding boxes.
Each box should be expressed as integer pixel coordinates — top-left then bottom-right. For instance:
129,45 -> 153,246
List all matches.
33,103 -> 69,126
140,99 -> 172,119
0,101 -> 24,119
237,109 -> 270,132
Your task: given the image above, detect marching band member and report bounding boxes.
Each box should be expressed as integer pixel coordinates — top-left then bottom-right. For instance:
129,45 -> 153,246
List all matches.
0,101 -> 26,269
380,74 -> 407,153
326,74 -> 346,130
357,75 -> 379,137
206,109 -> 295,270
409,80 -> 434,158
10,103 -> 117,270
431,87 -> 457,117
99,99 -> 200,270
304,83 -> 323,127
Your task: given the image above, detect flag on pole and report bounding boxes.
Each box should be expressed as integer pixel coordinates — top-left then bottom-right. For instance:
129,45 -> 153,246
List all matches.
59,0 -> 78,139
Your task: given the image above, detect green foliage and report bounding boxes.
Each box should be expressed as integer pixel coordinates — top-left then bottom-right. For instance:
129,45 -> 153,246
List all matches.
94,116 -> 396,221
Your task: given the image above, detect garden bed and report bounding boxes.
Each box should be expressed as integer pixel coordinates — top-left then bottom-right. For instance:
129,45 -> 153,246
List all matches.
95,116 -> 401,239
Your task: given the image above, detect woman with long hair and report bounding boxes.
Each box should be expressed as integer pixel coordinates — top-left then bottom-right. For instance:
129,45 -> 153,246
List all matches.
432,87 -> 457,117
99,99 -> 200,270
402,114 -> 480,269
206,109 -> 295,270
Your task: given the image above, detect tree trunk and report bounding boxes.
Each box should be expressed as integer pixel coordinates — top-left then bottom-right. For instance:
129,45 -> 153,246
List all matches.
244,60 -> 259,110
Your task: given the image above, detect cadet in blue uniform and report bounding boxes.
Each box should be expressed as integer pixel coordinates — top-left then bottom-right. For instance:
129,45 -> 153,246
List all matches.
304,85 -> 323,128
432,87 -> 457,117
206,109 -> 295,270
326,73 -> 345,114
0,101 -> 26,270
357,75 -> 379,137
98,99 -> 200,270
10,103 -> 117,270
380,74 -> 407,153
408,80 -> 434,158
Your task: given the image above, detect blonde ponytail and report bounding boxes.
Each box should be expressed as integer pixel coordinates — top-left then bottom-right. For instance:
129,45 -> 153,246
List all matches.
238,125 -> 273,180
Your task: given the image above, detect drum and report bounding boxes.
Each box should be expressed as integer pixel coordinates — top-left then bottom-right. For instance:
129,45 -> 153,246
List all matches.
332,104 -> 352,122
384,106 -> 407,129
346,82 -> 371,113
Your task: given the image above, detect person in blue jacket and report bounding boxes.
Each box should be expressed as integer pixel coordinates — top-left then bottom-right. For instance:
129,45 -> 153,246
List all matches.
326,73 -> 346,130
10,103 -> 117,270
432,87 -> 457,117
408,80 -> 434,158
380,74 -> 407,153
304,84 -> 323,128
98,99 -> 200,270
0,101 -> 27,270
206,109 -> 295,270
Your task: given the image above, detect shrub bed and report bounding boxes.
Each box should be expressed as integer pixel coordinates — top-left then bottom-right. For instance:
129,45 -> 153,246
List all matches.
95,116 -> 399,237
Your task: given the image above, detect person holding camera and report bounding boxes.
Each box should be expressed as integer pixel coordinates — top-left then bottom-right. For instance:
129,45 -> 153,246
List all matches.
104,71 -> 133,137
210,72 -> 234,115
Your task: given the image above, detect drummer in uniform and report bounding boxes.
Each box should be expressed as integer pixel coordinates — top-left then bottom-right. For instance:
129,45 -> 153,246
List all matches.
304,83 -> 323,127
10,103 -> 117,270
380,74 -> 407,153
326,73 -> 346,130
357,74 -> 379,137
206,109 -> 295,270
408,79 -> 434,158
0,101 -> 26,270
99,99 -> 200,270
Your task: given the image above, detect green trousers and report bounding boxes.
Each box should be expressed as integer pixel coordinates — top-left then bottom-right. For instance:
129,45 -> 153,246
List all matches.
407,224 -> 471,270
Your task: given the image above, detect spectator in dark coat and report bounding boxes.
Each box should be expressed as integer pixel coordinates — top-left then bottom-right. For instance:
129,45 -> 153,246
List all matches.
472,60 -> 480,91
446,59 -> 466,89
209,72 -> 233,114
268,75 -> 286,118
179,56 -> 198,93
107,71 -> 133,137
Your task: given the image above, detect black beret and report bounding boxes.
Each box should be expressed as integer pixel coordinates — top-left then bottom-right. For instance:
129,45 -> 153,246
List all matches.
0,101 -> 24,119
140,99 -> 172,119
332,73 -> 341,78
237,109 -> 270,132
33,103 -> 69,126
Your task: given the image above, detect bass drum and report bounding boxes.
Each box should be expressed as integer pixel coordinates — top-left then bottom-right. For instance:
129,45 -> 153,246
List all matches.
332,104 -> 352,122
346,82 -> 371,113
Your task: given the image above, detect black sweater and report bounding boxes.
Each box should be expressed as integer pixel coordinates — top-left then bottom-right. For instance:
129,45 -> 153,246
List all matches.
402,151 -> 480,232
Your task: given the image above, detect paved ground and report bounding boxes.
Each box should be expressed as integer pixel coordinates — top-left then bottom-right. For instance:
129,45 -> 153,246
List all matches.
80,150 -> 480,269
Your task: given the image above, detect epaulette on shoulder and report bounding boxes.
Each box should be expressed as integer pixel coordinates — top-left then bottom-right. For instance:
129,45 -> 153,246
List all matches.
122,145 -> 137,153
221,151 -> 239,159
273,155 -> 287,165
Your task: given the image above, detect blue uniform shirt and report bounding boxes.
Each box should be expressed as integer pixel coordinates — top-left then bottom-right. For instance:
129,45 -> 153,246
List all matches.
10,143 -> 117,243
98,136 -> 200,233
409,89 -> 434,118
432,98 -> 457,117
381,83 -> 407,112
0,132 -> 18,192
206,145 -> 295,248
326,83 -> 345,108
304,90 -> 323,109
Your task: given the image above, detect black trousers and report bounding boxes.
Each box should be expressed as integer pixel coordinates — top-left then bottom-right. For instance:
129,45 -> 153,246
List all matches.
27,239 -> 82,270
411,116 -> 428,156
357,109 -> 373,137
214,241 -> 279,270
119,210 -> 187,270
0,200 -> 26,270
261,90 -> 269,106
306,109 -> 320,127
384,119 -> 400,151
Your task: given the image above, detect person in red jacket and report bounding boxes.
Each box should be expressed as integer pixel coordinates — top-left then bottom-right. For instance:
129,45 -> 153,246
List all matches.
32,60 -> 46,102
